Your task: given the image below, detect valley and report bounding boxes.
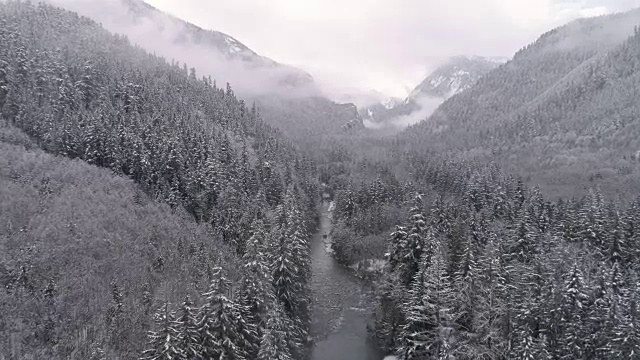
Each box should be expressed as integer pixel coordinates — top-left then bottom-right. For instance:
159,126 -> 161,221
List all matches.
1,1 -> 640,359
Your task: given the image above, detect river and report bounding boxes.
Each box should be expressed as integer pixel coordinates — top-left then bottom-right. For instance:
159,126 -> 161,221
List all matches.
309,200 -> 384,360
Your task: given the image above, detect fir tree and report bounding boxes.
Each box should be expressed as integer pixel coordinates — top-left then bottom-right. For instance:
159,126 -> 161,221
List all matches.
559,263 -> 589,359
398,196 -> 430,286
199,268 -> 248,360
176,296 -> 201,359
141,303 -> 184,360
239,219 -> 272,332
398,248 -> 454,359
257,300 -> 292,360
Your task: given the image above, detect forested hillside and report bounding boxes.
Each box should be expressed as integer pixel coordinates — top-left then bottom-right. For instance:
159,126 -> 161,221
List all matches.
373,159 -> 640,359
0,1 -> 317,358
402,10 -> 640,198
255,95 -> 364,143
48,0 -> 364,143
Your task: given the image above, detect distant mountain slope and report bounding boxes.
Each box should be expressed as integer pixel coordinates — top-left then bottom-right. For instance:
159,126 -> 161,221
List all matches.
121,0 -> 314,89
120,0 -> 364,140
45,0 -> 316,95
408,56 -> 505,100
362,56 -> 503,127
255,96 -> 363,141
401,9 -> 640,197
45,0 -> 363,142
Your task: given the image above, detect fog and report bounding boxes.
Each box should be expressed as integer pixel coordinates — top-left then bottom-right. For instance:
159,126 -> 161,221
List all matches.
363,95 -> 445,130
146,0 -> 640,100
44,0 -> 320,99
40,0 -> 640,123
389,96 -> 445,128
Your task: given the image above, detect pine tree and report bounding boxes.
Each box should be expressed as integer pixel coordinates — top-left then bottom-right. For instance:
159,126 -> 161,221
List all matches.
176,296 -> 201,359
609,272 -> 640,359
623,199 -> 640,268
398,197 -> 430,286
559,263 -> 589,359
578,189 -> 606,253
270,224 -> 299,317
257,300 -> 292,360
240,219 -> 272,331
199,268 -> 248,360
472,236 -> 507,359
373,273 -> 405,353
270,188 -> 311,357
398,248 -> 454,360
387,225 -> 409,272
141,303 -> 184,360
516,334 -> 537,360
452,230 -> 480,334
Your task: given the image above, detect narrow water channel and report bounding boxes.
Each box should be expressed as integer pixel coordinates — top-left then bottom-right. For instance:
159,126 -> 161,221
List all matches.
310,201 -> 384,360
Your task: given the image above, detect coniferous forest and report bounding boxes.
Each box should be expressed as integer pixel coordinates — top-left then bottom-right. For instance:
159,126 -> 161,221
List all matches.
1,1 -> 640,359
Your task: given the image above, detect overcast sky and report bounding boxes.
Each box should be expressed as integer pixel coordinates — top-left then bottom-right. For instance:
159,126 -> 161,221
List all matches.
144,0 -> 639,97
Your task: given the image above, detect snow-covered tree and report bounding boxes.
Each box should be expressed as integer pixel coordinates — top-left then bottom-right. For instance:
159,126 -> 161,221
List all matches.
199,268 -> 248,360
257,300 -> 293,360
141,303 -> 184,360
176,296 -> 201,359
398,248 -> 454,359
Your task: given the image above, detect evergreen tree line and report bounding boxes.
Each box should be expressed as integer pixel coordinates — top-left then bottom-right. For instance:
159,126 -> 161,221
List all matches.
373,156 -> 640,359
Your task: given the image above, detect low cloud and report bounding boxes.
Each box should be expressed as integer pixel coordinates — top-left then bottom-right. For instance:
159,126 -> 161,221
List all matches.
41,0 -> 639,103
44,0 -> 319,98
145,0 -> 638,99
389,96 -> 445,128
362,95 -> 445,131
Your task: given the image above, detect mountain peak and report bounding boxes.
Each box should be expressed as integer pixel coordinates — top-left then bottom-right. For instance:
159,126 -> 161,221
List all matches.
119,0 -> 315,91
358,55 -> 505,128
408,55 -> 505,100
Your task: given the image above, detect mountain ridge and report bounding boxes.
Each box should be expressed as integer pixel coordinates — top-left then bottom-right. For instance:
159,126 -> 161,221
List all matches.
361,55 -> 503,128
121,0 -> 316,89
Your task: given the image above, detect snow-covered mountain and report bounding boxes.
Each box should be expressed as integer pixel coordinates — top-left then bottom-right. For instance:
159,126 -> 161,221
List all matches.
122,0 -> 315,89
361,56 -> 506,127
46,0 -> 316,94
407,56 -> 505,101
361,96 -> 404,121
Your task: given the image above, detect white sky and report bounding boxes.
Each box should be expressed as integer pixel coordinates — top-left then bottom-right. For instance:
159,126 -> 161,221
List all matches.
144,0 -> 639,97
